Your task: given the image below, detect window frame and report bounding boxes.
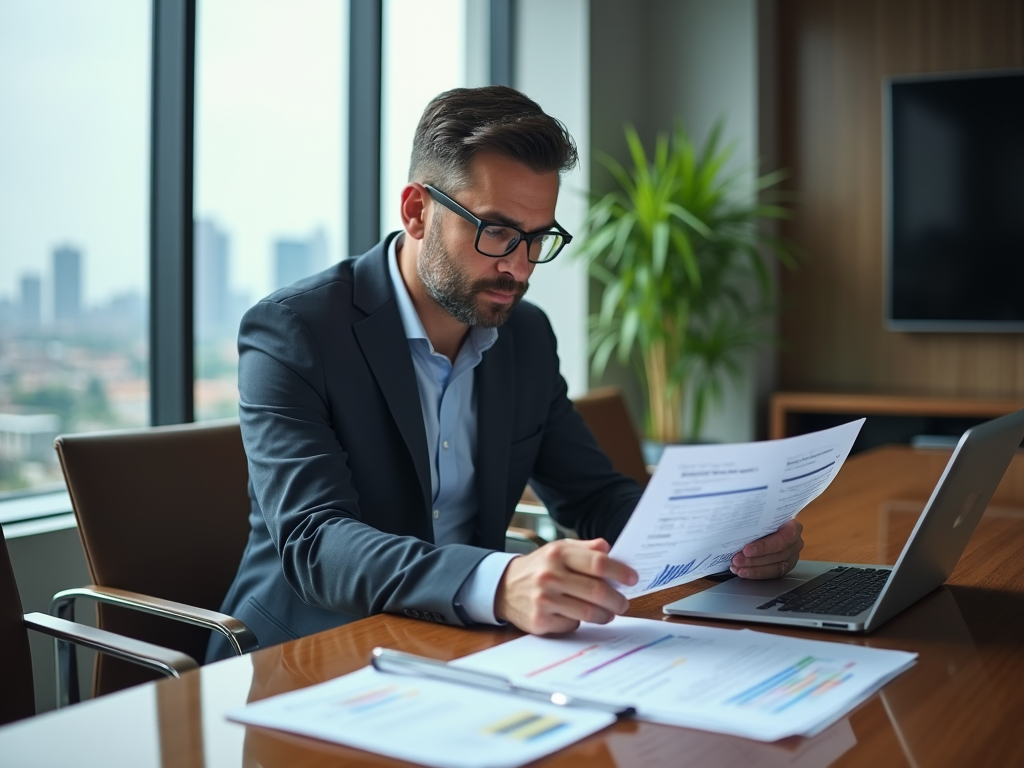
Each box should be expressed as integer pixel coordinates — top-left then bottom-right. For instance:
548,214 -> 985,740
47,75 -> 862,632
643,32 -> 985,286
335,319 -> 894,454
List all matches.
153,0 -> 514,427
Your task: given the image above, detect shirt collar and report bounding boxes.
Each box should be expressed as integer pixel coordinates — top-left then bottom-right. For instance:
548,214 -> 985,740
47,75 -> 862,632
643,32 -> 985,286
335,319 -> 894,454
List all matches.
386,234 -> 498,355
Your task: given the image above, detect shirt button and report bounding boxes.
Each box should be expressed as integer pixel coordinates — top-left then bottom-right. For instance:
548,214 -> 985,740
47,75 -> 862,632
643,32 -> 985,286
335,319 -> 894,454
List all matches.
442,440 -> 450,450
433,509 -> 440,520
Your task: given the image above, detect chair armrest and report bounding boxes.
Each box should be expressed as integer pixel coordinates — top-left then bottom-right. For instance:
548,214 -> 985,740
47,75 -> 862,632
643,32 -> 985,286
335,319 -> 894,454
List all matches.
505,526 -> 548,549
51,585 -> 259,656
24,612 -> 198,681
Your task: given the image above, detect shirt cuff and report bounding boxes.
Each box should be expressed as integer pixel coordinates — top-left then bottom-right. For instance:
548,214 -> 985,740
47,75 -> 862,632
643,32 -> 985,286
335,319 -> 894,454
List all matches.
454,552 -> 519,625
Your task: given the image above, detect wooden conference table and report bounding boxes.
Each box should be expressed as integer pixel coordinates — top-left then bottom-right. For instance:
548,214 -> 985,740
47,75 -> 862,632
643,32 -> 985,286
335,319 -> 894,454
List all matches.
3,446 -> 1024,768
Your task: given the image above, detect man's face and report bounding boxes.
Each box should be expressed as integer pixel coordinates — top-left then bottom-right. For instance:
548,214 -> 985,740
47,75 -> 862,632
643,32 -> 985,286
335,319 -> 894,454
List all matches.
417,152 -> 559,328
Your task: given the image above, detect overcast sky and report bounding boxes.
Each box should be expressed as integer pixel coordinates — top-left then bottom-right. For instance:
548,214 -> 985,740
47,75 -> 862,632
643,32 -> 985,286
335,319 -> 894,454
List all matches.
0,0 -> 470,317
0,0 -> 150,314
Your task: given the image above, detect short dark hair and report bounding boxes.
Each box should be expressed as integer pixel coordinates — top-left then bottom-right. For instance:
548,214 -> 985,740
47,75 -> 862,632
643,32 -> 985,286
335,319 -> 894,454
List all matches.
409,85 -> 578,192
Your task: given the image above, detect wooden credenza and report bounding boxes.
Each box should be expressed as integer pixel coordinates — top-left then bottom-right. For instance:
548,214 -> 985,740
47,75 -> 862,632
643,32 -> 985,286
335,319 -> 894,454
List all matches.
770,392 -> 1024,444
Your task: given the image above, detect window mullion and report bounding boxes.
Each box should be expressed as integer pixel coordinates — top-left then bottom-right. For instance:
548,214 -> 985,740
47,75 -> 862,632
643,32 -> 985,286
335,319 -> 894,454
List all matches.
348,0 -> 383,256
149,0 -> 196,426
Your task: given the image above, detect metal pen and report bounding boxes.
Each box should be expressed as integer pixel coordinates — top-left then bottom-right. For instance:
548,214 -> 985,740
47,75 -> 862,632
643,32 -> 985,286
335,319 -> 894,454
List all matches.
370,647 -> 636,718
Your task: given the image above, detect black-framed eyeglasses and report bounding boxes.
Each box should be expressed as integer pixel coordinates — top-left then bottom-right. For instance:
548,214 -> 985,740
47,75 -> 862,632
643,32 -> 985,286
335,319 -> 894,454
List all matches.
424,184 -> 572,264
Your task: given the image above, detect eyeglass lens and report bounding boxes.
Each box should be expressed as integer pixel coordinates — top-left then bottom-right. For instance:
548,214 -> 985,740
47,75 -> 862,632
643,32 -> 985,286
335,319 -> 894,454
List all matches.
478,224 -> 563,262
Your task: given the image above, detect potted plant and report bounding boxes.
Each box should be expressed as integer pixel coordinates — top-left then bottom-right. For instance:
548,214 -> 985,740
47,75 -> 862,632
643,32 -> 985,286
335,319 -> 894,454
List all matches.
576,122 -> 796,444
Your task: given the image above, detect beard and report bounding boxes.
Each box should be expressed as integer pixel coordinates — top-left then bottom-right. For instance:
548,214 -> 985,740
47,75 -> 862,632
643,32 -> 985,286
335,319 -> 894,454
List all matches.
417,219 -> 529,328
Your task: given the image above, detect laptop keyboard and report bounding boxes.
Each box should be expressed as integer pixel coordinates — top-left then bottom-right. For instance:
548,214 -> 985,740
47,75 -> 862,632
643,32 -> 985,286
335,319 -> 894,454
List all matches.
756,566 -> 891,616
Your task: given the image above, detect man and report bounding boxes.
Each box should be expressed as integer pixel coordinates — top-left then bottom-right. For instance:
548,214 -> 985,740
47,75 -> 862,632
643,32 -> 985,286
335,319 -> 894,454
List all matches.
208,86 -> 802,661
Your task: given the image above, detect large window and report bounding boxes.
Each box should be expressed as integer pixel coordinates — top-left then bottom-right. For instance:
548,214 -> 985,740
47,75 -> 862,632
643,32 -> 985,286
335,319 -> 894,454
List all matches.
380,0 -> 487,236
0,1 -> 502,497
193,0 -> 348,421
0,1 -> 152,494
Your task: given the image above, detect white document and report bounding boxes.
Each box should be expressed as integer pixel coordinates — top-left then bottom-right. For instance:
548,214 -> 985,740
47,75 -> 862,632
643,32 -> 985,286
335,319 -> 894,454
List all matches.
454,616 -> 916,742
611,420 -> 865,597
227,665 -> 615,768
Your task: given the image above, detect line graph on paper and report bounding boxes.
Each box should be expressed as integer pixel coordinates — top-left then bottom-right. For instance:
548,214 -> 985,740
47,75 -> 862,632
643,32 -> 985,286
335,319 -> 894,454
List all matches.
520,632 -> 698,698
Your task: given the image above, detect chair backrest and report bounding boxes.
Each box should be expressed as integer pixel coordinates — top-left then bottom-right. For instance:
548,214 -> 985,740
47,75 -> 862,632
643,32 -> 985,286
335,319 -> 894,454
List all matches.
55,418 -> 251,695
0,527 -> 36,726
572,387 -> 650,487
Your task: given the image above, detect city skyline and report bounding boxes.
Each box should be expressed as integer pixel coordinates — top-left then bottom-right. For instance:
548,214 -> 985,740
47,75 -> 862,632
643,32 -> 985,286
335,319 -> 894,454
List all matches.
1,0 -> 345,314
0,0 -> 482,494
2,221 -> 333,331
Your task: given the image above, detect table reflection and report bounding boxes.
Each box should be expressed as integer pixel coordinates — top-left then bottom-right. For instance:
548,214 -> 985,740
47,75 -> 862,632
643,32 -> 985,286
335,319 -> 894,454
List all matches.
604,718 -> 857,768
868,586 -> 1012,767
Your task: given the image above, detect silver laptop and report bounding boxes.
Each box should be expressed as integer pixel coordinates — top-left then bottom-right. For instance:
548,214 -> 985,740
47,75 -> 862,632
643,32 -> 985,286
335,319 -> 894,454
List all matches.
663,408 -> 1024,632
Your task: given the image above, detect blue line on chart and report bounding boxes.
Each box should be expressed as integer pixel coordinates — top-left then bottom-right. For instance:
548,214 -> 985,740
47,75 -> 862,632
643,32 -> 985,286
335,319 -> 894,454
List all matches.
646,554 -> 711,590
781,461 -> 835,483
669,486 -> 768,501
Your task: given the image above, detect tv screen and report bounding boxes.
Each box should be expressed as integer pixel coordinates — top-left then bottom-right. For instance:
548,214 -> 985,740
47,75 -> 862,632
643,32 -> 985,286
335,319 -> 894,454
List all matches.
885,70 -> 1024,332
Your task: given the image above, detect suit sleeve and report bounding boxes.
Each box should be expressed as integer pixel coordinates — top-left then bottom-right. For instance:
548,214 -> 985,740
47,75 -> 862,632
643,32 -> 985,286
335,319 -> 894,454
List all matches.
525,315 -> 643,543
237,299 -> 490,626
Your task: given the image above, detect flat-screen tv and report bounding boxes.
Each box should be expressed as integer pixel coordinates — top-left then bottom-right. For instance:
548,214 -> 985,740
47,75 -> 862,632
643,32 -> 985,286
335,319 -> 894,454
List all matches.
885,69 -> 1024,332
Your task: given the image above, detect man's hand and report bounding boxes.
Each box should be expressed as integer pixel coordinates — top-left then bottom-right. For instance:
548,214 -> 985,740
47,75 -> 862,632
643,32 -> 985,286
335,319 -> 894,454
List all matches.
494,538 -> 638,635
730,519 -> 804,579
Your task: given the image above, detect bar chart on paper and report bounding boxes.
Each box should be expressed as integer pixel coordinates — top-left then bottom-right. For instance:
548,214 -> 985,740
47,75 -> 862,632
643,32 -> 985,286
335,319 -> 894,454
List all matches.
644,550 -> 736,590
483,711 -> 570,742
645,557 -> 710,590
725,656 -> 855,714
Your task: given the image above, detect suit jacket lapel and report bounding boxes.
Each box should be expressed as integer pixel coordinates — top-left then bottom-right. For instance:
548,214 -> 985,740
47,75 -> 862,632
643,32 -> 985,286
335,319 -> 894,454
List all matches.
475,328 -> 515,550
352,239 -> 432,522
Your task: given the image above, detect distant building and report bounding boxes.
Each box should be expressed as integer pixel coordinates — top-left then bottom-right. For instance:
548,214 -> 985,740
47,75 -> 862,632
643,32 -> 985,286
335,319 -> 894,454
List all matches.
53,245 -> 82,323
273,228 -> 329,291
87,291 -> 147,334
0,297 -> 14,329
195,219 -> 231,339
0,411 -> 61,465
274,239 -> 314,291
19,274 -> 41,327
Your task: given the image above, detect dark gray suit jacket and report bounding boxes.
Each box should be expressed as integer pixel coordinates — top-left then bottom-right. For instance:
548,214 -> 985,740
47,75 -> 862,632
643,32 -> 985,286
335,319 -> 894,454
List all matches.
208,235 -> 642,661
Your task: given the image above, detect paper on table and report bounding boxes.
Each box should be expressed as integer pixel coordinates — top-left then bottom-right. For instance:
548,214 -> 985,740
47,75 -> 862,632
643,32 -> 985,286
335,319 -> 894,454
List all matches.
611,420 -> 865,597
227,665 -> 615,768
453,616 -> 916,742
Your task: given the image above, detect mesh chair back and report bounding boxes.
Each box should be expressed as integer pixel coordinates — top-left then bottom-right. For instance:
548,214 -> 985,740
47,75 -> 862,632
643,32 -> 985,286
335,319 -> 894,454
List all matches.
572,387 -> 650,487
0,527 -> 36,725
55,419 -> 251,695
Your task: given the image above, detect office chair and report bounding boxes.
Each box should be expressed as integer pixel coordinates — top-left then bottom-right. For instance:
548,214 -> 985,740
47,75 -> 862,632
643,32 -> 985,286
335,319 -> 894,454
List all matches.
0,525 -> 196,727
508,387 -> 649,545
572,386 -> 651,487
504,526 -> 548,554
53,419 -> 257,703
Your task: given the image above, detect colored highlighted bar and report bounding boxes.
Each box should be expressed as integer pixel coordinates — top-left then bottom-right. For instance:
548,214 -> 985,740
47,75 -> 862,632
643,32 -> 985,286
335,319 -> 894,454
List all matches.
580,634 -> 677,677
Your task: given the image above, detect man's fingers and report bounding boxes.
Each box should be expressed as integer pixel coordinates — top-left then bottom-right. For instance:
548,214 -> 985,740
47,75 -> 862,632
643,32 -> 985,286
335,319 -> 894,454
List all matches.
732,538 -> 804,569
731,543 -> 803,579
729,520 -> 804,579
560,539 -> 639,587
741,520 -> 804,558
547,566 -> 630,616
495,538 -> 637,634
539,592 -> 618,627
731,561 -> 794,579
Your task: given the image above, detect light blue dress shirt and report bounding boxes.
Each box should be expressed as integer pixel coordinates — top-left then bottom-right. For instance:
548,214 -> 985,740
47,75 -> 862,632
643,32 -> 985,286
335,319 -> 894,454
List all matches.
387,236 -> 519,624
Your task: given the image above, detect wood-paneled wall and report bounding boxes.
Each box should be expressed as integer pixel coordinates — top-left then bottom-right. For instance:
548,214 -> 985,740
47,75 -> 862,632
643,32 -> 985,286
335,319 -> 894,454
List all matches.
772,0 -> 1024,397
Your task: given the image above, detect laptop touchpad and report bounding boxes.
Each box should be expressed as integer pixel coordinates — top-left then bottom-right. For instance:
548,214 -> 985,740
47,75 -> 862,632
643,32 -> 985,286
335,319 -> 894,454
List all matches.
709,576 -> 806,597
